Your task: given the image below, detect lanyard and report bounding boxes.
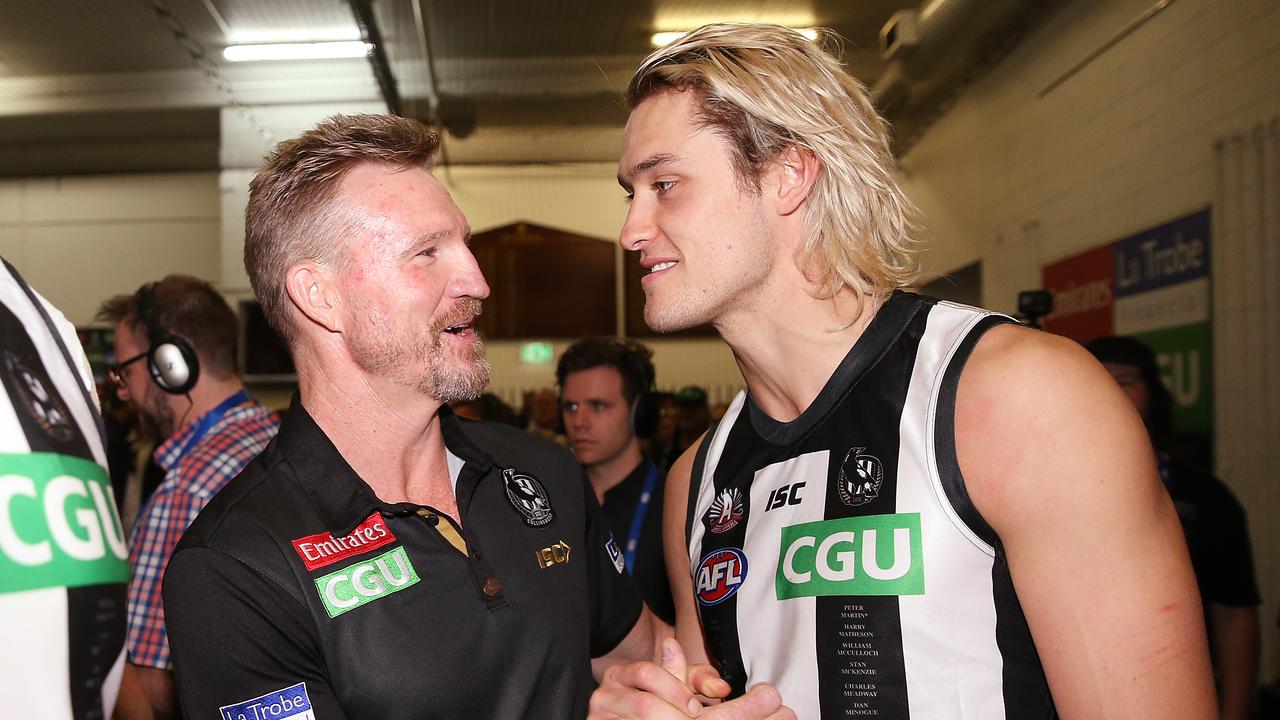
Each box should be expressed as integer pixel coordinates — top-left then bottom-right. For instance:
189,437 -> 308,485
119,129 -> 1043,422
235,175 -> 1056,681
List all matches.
624,463 -> 661,574
172,389 -> 249,461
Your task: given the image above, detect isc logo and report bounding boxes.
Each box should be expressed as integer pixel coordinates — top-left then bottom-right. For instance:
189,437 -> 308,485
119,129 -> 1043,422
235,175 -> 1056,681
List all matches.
695,547 -> 748,606
775,514 -> 924,600
765,481 -> 805,511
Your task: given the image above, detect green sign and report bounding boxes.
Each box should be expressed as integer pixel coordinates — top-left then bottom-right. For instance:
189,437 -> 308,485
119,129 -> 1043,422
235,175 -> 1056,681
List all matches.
314,546 -> 420,618
776,514 -> 924,600
0,453 -> 129,594
1133,322 -> 1213,434
519,342 -> 554,365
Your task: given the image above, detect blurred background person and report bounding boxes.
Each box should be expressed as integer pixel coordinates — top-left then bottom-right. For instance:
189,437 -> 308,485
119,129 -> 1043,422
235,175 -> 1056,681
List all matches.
558,337 -> 674,624
653,385 -> 709,470
524,386 -> 566,443
451,391 -> 521,426
98,275 -> 279,720
1088,335 -> 1261,720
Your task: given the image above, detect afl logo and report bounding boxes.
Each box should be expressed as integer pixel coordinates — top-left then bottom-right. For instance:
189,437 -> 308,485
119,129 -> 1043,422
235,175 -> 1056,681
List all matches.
4,350 -> 74,442
502,468 -> 555,528
695,547 -> 748,606
837,446 -> 884,507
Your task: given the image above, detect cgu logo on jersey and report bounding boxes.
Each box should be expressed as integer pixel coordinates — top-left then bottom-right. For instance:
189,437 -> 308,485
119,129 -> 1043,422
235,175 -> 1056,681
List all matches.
0,452 -> 129,595
776,514 -> 924,600
695,547 -> 748,606
291,513 -> 395,572
314,546 -> 420,618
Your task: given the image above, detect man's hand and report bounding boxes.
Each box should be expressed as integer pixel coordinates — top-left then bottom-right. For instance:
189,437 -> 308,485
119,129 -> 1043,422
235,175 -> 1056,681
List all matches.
589,639 -> 794,720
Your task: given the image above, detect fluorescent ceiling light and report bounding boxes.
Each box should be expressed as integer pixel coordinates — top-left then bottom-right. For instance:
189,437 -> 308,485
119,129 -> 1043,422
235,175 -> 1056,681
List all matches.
223,41 -> 372,62
651,27 -> 818,47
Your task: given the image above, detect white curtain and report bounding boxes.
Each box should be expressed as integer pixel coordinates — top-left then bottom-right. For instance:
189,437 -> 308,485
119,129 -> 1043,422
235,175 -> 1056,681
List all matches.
1213,116 -> 1279,677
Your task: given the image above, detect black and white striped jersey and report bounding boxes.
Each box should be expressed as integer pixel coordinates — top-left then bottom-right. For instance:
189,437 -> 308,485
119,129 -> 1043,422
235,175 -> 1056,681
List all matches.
687,292 -> 1054,719
0,261 -> 128,719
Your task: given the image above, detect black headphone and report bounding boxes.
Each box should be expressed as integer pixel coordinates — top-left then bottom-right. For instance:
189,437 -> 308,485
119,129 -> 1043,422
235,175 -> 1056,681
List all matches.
620,344 -> 659,440
136,283 -> 200,395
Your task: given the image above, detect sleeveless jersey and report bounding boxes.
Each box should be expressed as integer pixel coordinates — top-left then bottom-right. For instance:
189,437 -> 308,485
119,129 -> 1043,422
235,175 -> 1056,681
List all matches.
0,260 -> 128,719
687,292 -> 1054,719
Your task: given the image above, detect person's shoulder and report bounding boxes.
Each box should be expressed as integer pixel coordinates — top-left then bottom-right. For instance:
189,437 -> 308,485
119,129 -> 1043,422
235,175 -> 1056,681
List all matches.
455,417 -> 578,469
175,440 -> 290,553
1173,465 -> 1249,519
954,324 -> 1153,504
958,323 -> 1118,426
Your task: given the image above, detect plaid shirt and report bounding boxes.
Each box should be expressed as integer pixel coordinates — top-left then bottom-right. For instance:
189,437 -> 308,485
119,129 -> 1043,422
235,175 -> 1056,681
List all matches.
125,393 -> 278,669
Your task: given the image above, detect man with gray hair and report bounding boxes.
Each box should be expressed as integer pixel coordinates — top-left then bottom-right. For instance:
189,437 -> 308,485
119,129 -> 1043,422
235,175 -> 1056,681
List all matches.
592,22 -> 1215,719
162,114 -> 669,719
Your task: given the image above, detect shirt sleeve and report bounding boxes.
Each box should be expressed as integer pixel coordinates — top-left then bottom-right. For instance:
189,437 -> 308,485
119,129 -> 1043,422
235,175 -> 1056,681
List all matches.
163,545 -> 349,720
582,476 -> 645,657
126,487 -> 189,669
1197,481 -> 1262,607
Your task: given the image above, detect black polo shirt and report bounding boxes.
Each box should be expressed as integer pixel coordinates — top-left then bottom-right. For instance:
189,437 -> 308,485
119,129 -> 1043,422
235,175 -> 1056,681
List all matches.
163,398 -> 643,720
600,460 -> 674,625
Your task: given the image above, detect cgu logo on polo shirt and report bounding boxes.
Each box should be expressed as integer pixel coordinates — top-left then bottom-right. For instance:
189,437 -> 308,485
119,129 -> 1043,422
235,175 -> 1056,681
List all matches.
0,452 -> 129,595
775,514 -> 924,600
314,546 -> 420,618
291,513 -> 395,571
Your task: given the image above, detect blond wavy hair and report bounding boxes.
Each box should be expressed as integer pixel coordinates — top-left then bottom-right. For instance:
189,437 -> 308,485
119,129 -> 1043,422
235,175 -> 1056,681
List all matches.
244,114 -> 440,346
628,23 -> 920,302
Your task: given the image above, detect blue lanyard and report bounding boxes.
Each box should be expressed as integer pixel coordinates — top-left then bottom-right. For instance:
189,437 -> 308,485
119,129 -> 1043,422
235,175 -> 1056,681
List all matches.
172,389 -> 249,461
624,463 -> 661,574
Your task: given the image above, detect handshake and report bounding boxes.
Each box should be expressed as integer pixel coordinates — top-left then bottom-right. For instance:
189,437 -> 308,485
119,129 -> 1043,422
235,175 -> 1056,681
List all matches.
589,639 -> 796,720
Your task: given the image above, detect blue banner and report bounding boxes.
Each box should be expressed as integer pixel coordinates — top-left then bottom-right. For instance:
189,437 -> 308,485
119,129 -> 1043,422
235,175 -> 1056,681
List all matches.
1113,210 -> 1210,297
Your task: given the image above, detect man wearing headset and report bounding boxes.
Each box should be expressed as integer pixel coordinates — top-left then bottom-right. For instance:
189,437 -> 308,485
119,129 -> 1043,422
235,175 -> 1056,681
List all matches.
97,274 -> 279,719
558,337 -> 675,624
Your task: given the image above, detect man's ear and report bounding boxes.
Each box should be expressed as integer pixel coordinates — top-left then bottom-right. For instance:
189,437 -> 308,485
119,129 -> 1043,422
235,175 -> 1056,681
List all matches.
284,263 -> 343,334
771,146 -> 822,217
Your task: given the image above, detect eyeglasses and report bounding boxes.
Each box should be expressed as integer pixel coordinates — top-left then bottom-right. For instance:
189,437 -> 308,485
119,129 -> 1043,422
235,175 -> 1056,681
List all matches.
106,351 -> 147,389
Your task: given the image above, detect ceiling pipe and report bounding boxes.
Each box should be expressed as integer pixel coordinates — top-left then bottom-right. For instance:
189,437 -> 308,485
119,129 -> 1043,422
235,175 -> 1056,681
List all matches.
348,0 -> 402,116
872,0 -> 1026,113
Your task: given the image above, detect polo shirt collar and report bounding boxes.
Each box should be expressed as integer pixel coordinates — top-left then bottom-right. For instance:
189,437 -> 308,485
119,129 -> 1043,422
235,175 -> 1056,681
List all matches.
277,394 -> 498,536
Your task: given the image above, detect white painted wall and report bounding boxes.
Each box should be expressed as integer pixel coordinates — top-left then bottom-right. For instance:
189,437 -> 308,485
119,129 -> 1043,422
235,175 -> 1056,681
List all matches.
900,0 -> 1280,680
0,172 -> 220,325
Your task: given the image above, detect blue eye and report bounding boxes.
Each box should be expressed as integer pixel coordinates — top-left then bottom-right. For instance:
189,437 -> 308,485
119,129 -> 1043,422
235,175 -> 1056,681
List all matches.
655,180 -> 675,194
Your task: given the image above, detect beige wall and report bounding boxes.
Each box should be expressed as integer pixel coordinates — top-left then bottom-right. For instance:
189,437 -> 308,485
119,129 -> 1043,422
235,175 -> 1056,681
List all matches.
0,172 -> 220,325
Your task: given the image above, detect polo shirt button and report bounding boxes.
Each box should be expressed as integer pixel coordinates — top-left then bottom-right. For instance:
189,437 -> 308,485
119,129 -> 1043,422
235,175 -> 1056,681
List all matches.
416,509 -> 439,526
483,577 -> 503,597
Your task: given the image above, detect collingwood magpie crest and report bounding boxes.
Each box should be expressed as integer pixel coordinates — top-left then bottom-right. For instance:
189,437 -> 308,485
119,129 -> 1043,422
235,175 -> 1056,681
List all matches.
837,446 -> 884,507
502,468 -> 555,528
4,350 -> 75,443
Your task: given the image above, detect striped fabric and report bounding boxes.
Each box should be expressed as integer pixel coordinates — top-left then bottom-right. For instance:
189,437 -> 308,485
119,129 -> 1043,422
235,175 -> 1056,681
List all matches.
125,397 -> 278,669
0,260 -> 128,719
687,293 -> 1053,719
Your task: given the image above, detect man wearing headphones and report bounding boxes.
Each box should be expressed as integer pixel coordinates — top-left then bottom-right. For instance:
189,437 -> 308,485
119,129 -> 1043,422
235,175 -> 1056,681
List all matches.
97,274 -> 279,719
558,337 -> 675,624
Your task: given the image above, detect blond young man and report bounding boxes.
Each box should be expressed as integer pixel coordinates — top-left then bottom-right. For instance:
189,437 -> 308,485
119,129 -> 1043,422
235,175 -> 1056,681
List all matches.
591,23 -> 1216,720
